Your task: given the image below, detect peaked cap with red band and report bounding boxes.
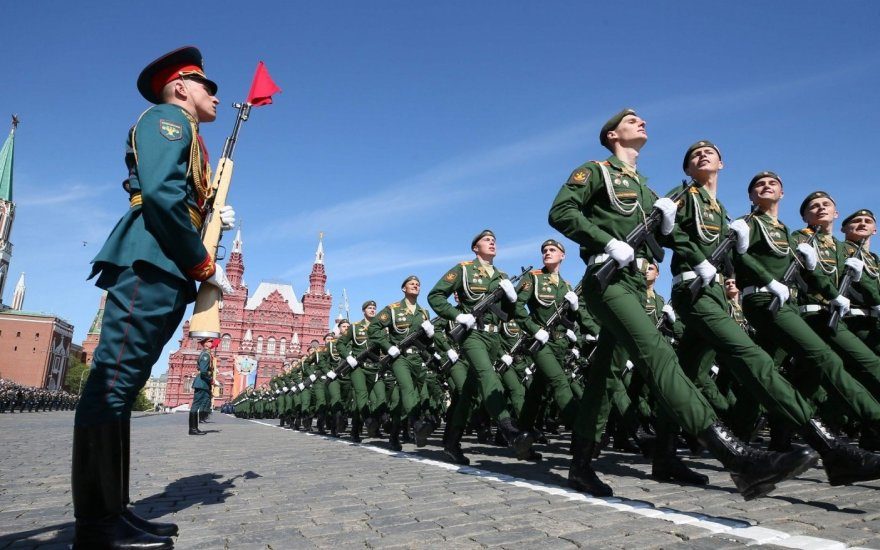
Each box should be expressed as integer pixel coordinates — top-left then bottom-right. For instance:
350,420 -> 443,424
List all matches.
137,46 -> 218,104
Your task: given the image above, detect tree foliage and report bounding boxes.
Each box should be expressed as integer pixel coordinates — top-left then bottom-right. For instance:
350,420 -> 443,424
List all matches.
64,358 -> 90,395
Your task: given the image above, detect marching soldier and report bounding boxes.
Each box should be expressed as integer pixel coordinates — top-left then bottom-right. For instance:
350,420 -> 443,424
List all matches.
72,46 -> 235,549
548,109 -> 816,499
840,209 -> 880,354
337,300 -> 387,441
189,338 -> 214,435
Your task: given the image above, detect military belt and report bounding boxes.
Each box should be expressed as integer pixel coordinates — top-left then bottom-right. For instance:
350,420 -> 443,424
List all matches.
671,271 -> 724,286
741,285 -> 770,297
129,192 -> 204,231
588,254 -> 649,272
477,324 -> 499,333
798,304 -> 824,314
847,307 -> 879,318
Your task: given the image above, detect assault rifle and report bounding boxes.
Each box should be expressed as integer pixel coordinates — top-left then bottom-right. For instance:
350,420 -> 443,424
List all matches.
496,333 -> 526,375
448,265 -> 533,344
688,205 -> 760,301
527,282 -> 582,354
594,180 -> 698,292
768,226 -> 821,314
828,238 -> 866,331
376,315 -> 443,372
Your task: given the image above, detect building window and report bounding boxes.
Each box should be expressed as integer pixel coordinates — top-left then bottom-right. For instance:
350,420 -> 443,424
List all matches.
16,331 -> 20,337
267,337 -> 276,354
256,336 -> 263,354
280,338 -> 286,355
35,332 -> 40,339
221,334 -> 231,352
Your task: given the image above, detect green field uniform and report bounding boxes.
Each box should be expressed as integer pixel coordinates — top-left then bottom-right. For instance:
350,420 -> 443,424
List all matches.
338,318 -> 386,421
840,241 -> 880,354
549,156 -> 717,444
191,349 -> 213,414
498,321 -> 526,417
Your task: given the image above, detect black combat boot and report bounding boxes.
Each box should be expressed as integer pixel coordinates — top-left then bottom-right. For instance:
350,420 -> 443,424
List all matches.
651,426 -> 709,485
497,417 -> 535,460
412,416 -> 434,448
72,421 -> 173,550
388,418 -> 403,452
401,420 -> 413,444
329,412 -> 339,438
303,415 -> 313,432
316,413 -> 327,435
188,412 -> 205,435
364,415 -> 380,438
858,425 -> 880,452
278,413 -> 286,427
442,425 -> 470,465
335,411 -> 347,436
493,427 -> 508,447
350,417 -> 363,443
768,421 -> 793,452
801,419 -> 880,486
121,419 -> 179,538
568,435 -> 613,497
698,421 -> 818,500
293,414 -> 301,430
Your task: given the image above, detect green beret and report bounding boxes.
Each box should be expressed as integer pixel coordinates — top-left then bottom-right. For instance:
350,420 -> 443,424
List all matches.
471,229 -> 495,249
600,108 -> 636,149
401,275 -> 420,288
361,300 -> 377,311
324,332 -> 335,339
841,209 -> 876,227
799,191 -> 835,217
682,140 -> 721,172
540,239 -> 565,253
748,171 -> 783,192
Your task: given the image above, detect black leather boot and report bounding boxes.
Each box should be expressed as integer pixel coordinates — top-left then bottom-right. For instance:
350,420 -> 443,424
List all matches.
303,415 -> 313,432
122,419 -> 179,537
293,414 -> 301,430
329,412 -> 339,437
442,425 -> 470,465
698,421 -> 818,500
497,417 -> 535,460
412,416 -> 434,448
859,424 -> 880,452
651,426 -> 709,485
72,421 -> 173,549
568,435 -> 613,496
801,419 -> 880,486
188,412 -> 205,435
350,417 -> 363,443
768,421 -> 793,452
388,418 -> 403,452
316,413 -> 327,435
335,411 -> 347,436
364,415 -> 380,438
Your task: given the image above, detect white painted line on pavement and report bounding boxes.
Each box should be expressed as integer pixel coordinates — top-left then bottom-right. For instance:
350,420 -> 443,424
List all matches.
246,419 -> 868,550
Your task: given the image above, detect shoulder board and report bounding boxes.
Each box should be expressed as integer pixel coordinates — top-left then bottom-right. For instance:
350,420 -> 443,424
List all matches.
530,269 -> 543,275
389,302 -> 399,309
459,260 -> 473,266
688,186 -> 700,194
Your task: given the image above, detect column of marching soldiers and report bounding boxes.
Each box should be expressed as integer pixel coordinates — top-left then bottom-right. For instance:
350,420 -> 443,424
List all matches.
0,378 -> 79,413
229,109 -> 880,501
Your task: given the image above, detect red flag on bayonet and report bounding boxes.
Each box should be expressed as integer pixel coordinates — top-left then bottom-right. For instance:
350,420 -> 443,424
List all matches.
246,61 -> 281,107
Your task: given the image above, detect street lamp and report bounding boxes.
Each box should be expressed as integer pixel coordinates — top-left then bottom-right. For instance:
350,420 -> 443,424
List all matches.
78,369 -> 89,394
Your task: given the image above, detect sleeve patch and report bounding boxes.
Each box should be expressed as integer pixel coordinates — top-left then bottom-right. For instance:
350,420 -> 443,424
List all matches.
568,168 -> 589,185
159,119 -> 183,141
379,312 -> 390,322
444,269 -> 459,282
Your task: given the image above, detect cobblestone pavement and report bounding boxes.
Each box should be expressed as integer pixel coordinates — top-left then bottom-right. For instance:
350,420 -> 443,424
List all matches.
2,412 -> 880,549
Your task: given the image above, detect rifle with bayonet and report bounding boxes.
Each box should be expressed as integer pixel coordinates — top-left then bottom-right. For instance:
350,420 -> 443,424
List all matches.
828,238 -> 867,331
688,205 -> 761,301
448,265 -> 533,344
769,226 -> 821,314
594,180 -> 697,292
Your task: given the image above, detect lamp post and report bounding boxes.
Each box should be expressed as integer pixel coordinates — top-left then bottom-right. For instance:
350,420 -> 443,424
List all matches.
78,369 -> 89,394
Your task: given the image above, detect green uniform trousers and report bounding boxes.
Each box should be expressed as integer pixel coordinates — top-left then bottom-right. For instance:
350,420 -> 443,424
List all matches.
803,313 -> 880,397
191,388 -> 211,413
391,353 -> 429,419
518,337 -> 577,431
350,365 -> 386,419
499,359 -> 527,417
846,316 -> 880,356
450,330 -> 510,429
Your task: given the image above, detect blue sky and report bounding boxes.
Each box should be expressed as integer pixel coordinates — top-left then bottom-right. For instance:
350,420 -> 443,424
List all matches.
2,1 -> 879,376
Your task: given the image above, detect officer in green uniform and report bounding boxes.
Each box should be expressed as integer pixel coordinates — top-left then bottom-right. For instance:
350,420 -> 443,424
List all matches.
548,109 -> 816,500
497,319 -> 527,419
514,239 -> 580,448
299,345 -> 320,430
189,339 -> 214,435
428,230 -> 535,465
735,174 -> 880,481
71,46 -> 237,549
368,276 -> 436,450
338,300 -> 387,440
841,209 -> 880,354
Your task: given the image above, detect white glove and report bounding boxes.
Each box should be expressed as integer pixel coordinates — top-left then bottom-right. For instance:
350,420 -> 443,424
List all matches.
275,389 -> 281,394
420,320 -> 435,338
766,279 -> 790,305
524,367 -> 533,377
326,370 -> 337,380
571,347 -> 580,359
499,279 -> 517,302
387,346 -> 400,358
710,365 -> 720,376
309,374 -> 317,382
346,355 -> 358,368
565,329 -> 577,342
534,328 -> 550,344
500,354 -> 513,366
654,197 -> 678,235
205,264 -> 234,294
297,383 -> 305,391
625,360 -> 635,371
662,304 -> 676,324
455,313 -> 476,329
218,205 -> 236,231
604,238 -> 635,268
282,387 -> 289,393
830,294 -> 851,317
583,333 -> 598,343
845,257 -> 865,282
446,349 -> 459,364
729,219 -> 751,254
693,259 -> 718,288
797,243 -> 818,271
564,290 -> 579,310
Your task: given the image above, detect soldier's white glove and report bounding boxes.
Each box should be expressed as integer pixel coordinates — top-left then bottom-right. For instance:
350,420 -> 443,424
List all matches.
604,238 -> 635,267
499,279 -> 517,302
564,290 -> 579,310
387,346 -> 400,358
830,294 -> 851,317
446,349 -> 459,364
654,197 -> 678,235
625,360 -> 635,371
326,371 -> 337,380
797,243 -> 818,271
565,329 -> 577,342
309,374 -> 317,382
500,354 -> 513,366
275,389 -> 281,394
693,259 -> 718,288
219,205 -> 236,231
283,386 -> 289,393
845,257 -> 865,282
583,333 -> 598,343
298,383 -> 305,390
534,328 -> 550,344
455,313 -> 476,329
710,365 -> 720,376
571,347 -> 580,359
346,355 -> 358,368
729,219 -> 751,254
662,304 -> 676,324
420,320 -> 435,338
205,264 -> 234,294
766,279 -> 790,304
